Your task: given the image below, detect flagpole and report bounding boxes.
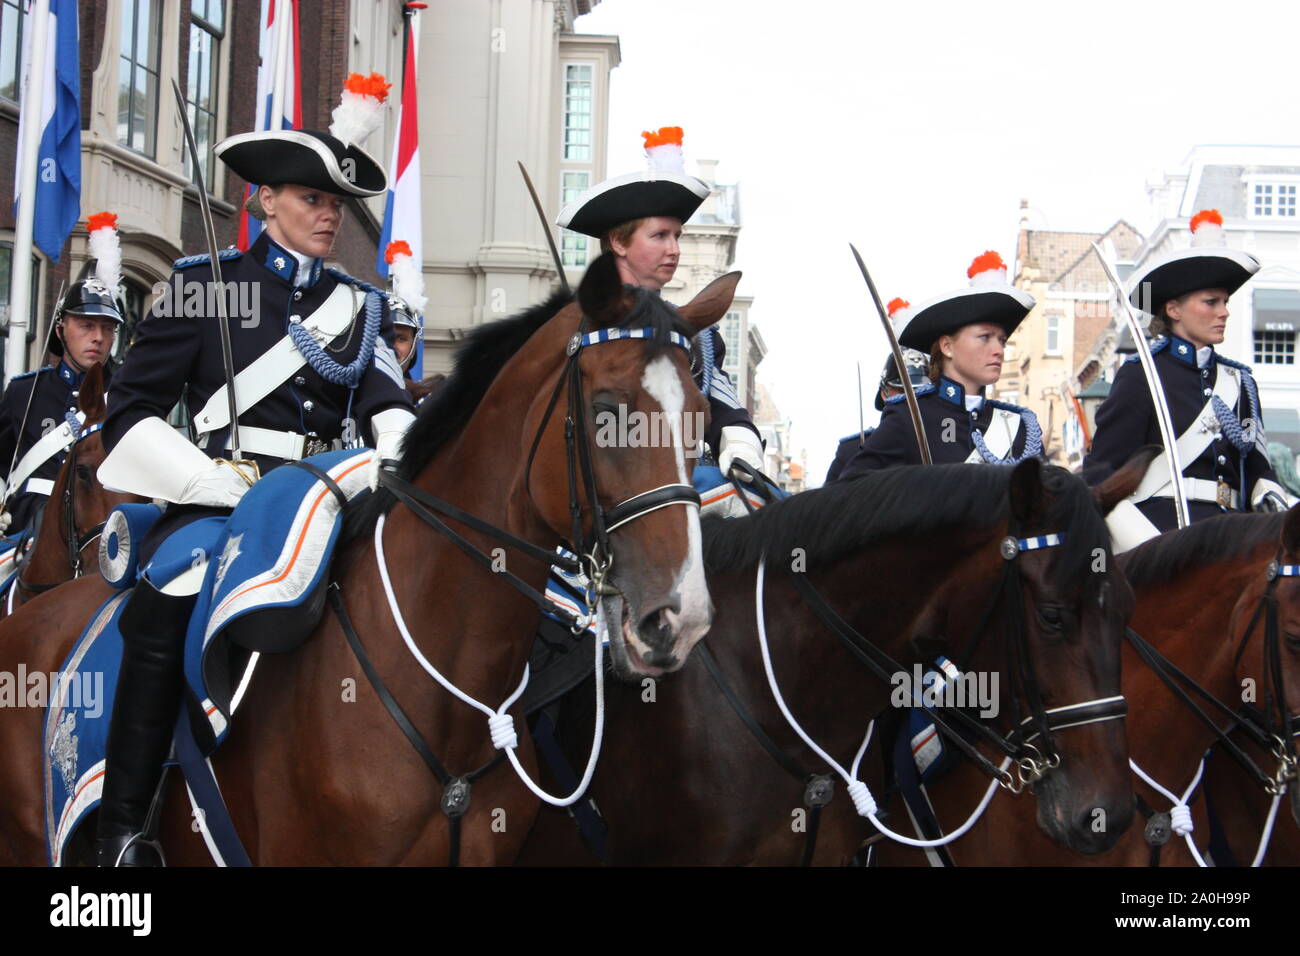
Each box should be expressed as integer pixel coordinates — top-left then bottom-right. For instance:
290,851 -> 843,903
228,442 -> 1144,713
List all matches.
7,0 -> 52,385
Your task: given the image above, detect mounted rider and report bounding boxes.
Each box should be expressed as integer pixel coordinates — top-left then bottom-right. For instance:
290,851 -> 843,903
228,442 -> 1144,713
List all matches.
825,298 -> 930,483
839,252 -> 1043,477
1084,209 -> 1292,551
93,74 -> 416,866
0,213 -> 123,536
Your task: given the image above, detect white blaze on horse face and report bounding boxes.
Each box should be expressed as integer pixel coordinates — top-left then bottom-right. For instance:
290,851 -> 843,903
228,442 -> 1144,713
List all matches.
640,355 -> 711,644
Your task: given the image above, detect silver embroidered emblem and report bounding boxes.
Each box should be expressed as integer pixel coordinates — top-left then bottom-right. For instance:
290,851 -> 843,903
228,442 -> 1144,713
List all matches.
946,386 -> 956,397
50,711 -> 79,795
274,257 -> 286,270
213,533 -> 244,593
1178,344 -> 1188,354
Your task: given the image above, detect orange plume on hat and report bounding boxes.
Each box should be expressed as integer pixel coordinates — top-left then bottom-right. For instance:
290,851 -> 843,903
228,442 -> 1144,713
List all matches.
385,240 -> 413,265
344,72 -> 392,102
330,72 -> 390,148
967,251 -> 1006,279
886,297 -> 910,317
87,211 -> 118,233
1189,209 -> 1223,232
641,127 -> 684,149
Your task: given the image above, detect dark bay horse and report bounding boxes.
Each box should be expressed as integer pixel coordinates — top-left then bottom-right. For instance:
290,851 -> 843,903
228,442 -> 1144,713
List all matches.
1200,504 -> 1300,866
519,457 -> 1142,865
0,363 -> 138,618
873,506 -> 1300,866
0,253 -> 739,865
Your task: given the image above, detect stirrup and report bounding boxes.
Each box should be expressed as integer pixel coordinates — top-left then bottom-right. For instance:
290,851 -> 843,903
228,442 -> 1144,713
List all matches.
98,832 -> 166,867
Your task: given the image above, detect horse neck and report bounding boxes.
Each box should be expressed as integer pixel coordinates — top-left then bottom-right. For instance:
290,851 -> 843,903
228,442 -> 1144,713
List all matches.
712,521 -> 1002,754
1128,543 -> 1275,699
357,353 -> 563,706
20,462 -> 75,593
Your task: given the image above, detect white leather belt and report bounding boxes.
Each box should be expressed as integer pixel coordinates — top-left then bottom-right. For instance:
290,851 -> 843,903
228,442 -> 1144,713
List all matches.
1151,478 -> 1238,509
24,478 -> 54,497
199,426 -> 340,461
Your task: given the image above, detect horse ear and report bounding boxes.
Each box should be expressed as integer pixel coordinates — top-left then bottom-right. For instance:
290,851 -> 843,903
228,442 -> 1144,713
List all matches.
675,271 -> 742,335
1283,502 -> 1300,557
78,362 -> 107,424
1008,455 -> 1044,525
1092,445 -> 1160,517
576,252 -> 626,325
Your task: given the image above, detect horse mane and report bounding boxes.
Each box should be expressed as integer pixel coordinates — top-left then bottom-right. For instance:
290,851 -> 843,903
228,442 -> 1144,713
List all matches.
1120,511 -> 1285,589
703,463 -> 1108,595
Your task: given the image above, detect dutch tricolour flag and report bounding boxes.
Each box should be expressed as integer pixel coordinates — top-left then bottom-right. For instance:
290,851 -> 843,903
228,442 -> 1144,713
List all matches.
238,0 -> 301,250
13,0 -> 81,262
376,12 -> 423,378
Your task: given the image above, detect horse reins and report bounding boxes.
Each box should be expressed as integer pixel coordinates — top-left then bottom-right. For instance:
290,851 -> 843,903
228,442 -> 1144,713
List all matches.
336,301 -> 703,866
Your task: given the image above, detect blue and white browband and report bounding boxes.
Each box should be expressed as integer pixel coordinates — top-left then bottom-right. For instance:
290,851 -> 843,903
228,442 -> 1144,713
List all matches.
1269,562 -> 1300,580
1019,534 -> 1065,552
576,327 -> 692,352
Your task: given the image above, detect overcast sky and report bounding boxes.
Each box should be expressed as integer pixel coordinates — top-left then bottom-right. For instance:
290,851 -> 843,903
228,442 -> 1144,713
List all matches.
573,0 -> 1300,483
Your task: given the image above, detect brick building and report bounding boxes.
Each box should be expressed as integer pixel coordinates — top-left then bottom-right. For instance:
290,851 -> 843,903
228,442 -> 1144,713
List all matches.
0,0 -> 404,374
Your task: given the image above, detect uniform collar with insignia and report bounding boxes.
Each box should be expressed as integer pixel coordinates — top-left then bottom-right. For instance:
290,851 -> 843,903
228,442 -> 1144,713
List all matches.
1167,333 -> 1214,368
259,234 -> 323,288
937,374 -> 984,411
57,360 -> 84,388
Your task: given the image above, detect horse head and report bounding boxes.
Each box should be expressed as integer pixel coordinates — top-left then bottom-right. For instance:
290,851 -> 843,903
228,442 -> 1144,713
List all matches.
553,255 -> 740,677
1229,501 -> 1300,823
928,456 -> 1136,853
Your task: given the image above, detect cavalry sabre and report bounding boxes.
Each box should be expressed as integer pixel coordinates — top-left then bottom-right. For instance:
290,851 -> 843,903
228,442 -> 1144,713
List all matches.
1091,242 -> 1189,529
517,161 -> 571,296
849,243 -> 931,464
171,80 -> 243,465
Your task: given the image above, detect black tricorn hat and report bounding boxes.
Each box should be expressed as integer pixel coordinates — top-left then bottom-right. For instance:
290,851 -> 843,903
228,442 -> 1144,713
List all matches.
1126,249 -> 1259,317
557,171 -> 710,239
215,129 -> 388,198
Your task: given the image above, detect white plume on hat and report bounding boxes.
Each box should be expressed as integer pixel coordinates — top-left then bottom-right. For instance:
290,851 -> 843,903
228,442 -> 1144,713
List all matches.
1189,208 -> 1226,248
329,72 -> 391,149
385,241 -> 426,315
86,211 -> 121,294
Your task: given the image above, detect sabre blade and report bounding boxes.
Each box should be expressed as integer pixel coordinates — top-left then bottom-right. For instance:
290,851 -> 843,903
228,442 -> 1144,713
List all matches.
849,243 -> 931,464
518,161 -> 571,296
1091,241 -> 1189,528
171,79 -> 241,462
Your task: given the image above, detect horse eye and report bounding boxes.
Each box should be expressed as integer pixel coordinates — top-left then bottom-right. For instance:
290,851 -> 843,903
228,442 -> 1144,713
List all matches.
1037,607 -> 1065,632
75,464 -> 92,483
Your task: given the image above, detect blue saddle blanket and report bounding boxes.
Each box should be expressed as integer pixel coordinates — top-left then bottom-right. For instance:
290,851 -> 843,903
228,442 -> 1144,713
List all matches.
43,449 -> 374,864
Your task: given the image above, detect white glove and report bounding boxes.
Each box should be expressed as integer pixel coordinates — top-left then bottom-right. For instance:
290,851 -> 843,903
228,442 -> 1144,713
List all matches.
179,460 -> 254,508
717,425 -> 765,480
368,408 -> 416,490
0,511 -> 11,534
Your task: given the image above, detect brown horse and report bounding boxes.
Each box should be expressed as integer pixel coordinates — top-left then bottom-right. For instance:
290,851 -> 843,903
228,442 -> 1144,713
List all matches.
0,363 -> 138,618
1198,504 -> 1300,866
0,253 -> 738,865
872,506 -> 1300,866
519,456 -> 1143,865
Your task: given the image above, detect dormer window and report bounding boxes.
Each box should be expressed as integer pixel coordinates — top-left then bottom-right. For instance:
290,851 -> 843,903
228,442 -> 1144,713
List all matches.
1249,181 -> 1297,219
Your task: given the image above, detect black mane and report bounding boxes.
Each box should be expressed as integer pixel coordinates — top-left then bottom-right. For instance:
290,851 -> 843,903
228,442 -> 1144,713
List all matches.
1120,511 -> 1284,589
703,463 -> 1109,594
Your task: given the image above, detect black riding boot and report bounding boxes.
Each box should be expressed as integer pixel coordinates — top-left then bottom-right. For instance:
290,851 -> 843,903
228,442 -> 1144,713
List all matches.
95,579 -> 197,867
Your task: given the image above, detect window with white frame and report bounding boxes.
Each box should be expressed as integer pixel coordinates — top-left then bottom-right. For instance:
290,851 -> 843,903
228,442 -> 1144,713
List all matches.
560,171 -> 589,267
563,64 -> 592,161
1251,182 -> 1297,219
119,0 -> 164,157
0,0 -> 27,103
721,311 -> 742,374
1252,288 -> 1299,364
185,0 -> 225,187
1045,311 -> 1062,355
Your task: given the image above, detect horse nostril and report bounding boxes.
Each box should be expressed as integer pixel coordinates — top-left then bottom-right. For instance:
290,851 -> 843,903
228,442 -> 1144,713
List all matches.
637,606 -> 676,653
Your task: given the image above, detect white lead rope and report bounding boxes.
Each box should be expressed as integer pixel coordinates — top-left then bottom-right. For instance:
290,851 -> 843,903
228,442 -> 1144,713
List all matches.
754,555 -> 1006,848
374,513 -> 605,807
